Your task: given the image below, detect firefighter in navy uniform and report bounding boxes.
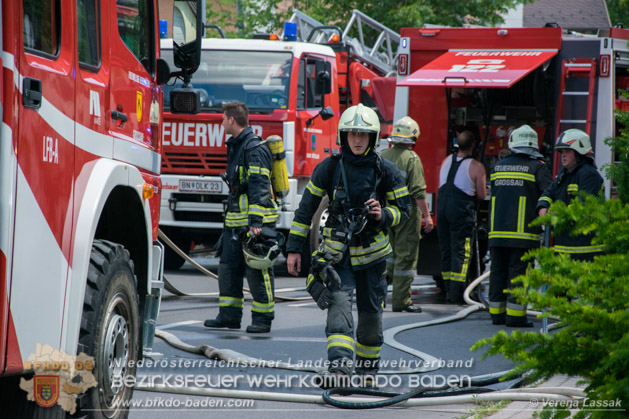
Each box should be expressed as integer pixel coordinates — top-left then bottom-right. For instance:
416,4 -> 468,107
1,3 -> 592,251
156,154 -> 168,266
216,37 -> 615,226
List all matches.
536,129 -> 604,262
204,102 -> 278,333
488,125 -> 552,327
286,104 -> 412,387
437,131 -> 487,304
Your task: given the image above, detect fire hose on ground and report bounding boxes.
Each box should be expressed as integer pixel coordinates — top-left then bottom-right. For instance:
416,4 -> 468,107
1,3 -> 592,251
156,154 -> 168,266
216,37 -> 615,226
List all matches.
145,233 -> 580,410
158,229 -> 310,302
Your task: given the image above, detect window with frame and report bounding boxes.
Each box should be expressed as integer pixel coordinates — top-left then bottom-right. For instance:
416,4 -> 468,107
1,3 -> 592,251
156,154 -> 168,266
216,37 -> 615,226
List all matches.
116,0 -> 153,74
77,0 -> 100,68
297,57 -> 324,110
23,0 -> 60,55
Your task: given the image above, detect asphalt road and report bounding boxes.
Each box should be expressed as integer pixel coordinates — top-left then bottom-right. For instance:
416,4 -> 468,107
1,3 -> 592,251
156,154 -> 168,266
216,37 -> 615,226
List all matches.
128,253 -> 536,418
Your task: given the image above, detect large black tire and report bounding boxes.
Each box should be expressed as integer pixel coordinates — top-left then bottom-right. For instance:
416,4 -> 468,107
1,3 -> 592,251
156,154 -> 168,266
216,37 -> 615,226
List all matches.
76,240 -> 140,419
160,227 -> 192,270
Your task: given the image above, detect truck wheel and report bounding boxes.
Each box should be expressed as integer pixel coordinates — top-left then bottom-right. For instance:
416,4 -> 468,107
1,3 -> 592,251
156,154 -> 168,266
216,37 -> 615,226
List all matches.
77,240 -> 139,419
160,227 -> 191,270
304,196 -> 330,277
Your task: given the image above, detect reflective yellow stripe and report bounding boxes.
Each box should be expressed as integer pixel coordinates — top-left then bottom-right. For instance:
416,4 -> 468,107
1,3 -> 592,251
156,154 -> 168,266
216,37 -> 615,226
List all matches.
349,232 -> 388,256
252,297 -> 274,313
249,204 -> 266,217
355,342 -> 381,359
387,187 -> 410,200
327,335 -> 355,352
489,306 -> 506,314
518,196 -> 526,233
460,237 -> 471,279
489,231 -> 540,241
263,268 -> 273,303
219,296 -> 244,308
555,245 -> 605,254
225,212 -> 249,227
239,194 -> 248,211
567,184 -> 578,192
306,181 -> 326,197
306,274 -> 316,288
490,172 -> 536,182
290,221 -> 310,238
538,196 -> 552,204
490,196 -> 495,233
384,206 -> 401,225
249,165 -> 271,178
507,308 -> 527,317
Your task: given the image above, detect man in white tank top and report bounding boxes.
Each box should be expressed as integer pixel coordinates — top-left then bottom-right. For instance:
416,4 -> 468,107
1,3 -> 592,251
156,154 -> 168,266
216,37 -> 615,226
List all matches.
436,131 -> 486,304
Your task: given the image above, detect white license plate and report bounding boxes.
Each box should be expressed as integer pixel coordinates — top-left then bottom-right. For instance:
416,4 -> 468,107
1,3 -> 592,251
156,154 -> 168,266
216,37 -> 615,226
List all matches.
179,179 -> 223,194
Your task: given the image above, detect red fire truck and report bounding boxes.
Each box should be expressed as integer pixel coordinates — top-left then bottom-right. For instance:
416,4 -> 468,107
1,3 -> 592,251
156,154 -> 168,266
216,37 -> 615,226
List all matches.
0,0 -> 201,416
394,25 -> 629,277
159,10 -> 400,271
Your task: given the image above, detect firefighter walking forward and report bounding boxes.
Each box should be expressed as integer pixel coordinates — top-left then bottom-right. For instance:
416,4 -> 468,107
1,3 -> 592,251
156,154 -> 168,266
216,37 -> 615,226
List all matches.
286,104 -> 411,386
488,125 -> 552,327
381,117 -> 433,313
536,129 -> 604,262
437,131 -> 487,304
204,102 -> 278,333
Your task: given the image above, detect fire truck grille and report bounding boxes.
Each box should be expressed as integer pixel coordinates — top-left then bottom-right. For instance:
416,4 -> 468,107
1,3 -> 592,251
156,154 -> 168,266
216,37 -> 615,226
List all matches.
162,151 -> 227,175
173,211 -> 225,223
172,193 -> 226,204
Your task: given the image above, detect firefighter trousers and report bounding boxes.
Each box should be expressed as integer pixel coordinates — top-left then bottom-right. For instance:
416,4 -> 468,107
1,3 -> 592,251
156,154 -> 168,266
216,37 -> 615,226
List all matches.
387,208 -> 421,309
436,195 -> 475,304
216,227 -> 275,326
488,246 -> 529,323
325,257 -> 387,375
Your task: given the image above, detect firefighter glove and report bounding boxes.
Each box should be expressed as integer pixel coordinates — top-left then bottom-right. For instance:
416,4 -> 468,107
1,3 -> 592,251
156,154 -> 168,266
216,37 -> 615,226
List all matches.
307,279 -> 334,310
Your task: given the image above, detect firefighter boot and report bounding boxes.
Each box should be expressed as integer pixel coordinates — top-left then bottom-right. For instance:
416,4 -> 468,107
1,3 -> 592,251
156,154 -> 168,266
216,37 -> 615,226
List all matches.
246,323 -> 271,333
316,364 -> 352,389
506,316 -> 533,328
203,317 -> 241,329
491,313 -> 506,325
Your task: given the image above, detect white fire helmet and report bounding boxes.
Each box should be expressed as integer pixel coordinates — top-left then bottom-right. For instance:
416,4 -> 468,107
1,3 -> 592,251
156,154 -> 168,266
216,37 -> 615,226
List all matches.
389,116 -> 420,145
508,125 -> 542,158
554,129 -> 593,156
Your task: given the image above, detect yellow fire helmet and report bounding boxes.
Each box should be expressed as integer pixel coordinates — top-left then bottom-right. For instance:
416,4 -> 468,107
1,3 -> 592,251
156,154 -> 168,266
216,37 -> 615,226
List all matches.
389,116 -> 420,145
555,128 -> 593,156
337,104 -> 380,150
508,124 -> 542,158
242,234 -> 282,270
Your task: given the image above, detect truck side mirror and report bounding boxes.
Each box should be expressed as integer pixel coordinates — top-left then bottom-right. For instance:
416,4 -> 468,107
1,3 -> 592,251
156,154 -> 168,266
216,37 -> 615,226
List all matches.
320,106 -> 334,121
315,61 -> 332,95
171,0 -> 205,77
155,58 -> 171,85
169,0 -> 205,113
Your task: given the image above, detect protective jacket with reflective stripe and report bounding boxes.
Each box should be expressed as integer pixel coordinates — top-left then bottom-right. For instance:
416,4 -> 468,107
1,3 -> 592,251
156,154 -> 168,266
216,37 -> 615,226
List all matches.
287,153 -> 411,270
536,161 -> 604,254
489,153 -> 552,248
224,127 -> 278,228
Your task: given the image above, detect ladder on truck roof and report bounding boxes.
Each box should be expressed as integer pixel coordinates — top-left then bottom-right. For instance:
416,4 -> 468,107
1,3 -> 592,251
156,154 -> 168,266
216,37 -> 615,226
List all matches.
286,9 -> 400,76
552,58 -> 597,175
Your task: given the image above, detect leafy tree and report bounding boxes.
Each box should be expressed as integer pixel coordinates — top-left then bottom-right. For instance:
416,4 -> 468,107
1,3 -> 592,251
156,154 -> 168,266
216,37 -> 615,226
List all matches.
606,0 -> 629,28
472,109 -> 629,418
205,0 -> 535,38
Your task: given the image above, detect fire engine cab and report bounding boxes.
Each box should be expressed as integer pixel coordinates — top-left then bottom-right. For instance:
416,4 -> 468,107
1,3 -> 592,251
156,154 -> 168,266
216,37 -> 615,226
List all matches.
394,25 -> 629,277
0,0 -> 201,416
159,10 -> 400,272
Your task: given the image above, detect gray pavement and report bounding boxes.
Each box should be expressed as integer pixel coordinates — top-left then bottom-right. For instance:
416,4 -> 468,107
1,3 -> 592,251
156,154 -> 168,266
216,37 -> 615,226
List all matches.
127,254 -> 570,418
